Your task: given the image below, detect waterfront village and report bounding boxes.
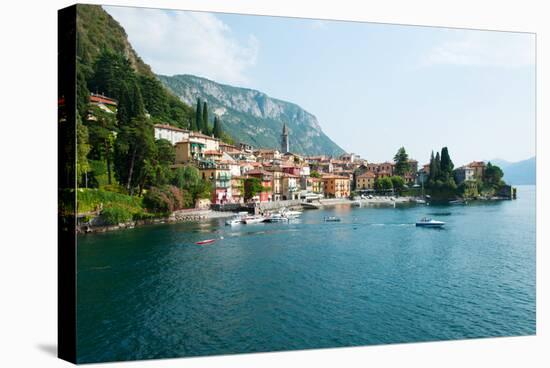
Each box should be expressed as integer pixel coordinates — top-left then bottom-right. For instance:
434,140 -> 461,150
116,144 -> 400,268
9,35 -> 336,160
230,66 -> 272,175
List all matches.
78,93 -> 514,231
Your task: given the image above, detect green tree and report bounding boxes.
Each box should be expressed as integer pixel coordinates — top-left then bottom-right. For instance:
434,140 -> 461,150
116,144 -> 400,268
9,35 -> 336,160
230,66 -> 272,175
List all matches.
390,176 -> 405,193
202,101 -> 210,135
375,176 -> 393,192
194,98 -> 202,132
440,147 -> 454,178
310,170 -> 321,178
89,50 -> 145,126
434,152 -> 441,180
213,116 -> 223,138
86,106 -> 117,184
76,63 -> 91,121
171,165 -> 212,204
114,115 -> 156,195
138,139 -> 176,191
244,177 -> 263,201
483,162 -> 504,188
138,74 -> 170,120
393,147 -> 410,176
76,115 -> 91,187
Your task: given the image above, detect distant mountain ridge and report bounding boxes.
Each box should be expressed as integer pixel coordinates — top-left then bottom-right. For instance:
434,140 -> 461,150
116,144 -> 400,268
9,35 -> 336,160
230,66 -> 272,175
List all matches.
157,74 -> 345,156
489,157 -> 536,185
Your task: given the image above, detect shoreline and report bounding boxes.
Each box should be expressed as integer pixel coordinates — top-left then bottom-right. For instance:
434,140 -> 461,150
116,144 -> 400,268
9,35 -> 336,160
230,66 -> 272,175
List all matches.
78,194 -> 513,235
77,209 -> 235,235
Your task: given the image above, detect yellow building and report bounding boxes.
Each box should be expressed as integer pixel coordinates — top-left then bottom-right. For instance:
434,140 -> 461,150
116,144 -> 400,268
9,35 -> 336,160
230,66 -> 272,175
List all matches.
175,138 -> 206,163
322,175 -> 351,198
356,171 -> 376,190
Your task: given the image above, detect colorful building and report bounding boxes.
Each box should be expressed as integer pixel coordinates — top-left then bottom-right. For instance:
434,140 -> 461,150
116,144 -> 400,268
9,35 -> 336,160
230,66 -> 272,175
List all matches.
246,170 -> 273,202
322,175 -> 351,198
198,161 -> 232,205
356,171 -> 376,190
282,173 -> 300,200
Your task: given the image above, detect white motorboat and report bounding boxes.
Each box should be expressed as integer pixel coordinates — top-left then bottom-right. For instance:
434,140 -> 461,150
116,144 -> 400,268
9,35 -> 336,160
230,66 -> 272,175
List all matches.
324,216 -> 341,222
415,198 -> 427,204
225,211 -> 249,226
265,213 -> 289,223
415,217 -> 445,228
225,216 -> 243,226
281,208 -> 302,218
243,215 -> 266,224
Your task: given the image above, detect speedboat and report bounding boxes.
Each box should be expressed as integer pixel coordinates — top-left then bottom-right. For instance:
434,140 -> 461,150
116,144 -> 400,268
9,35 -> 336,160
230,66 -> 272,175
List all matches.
281,208 -> 302,218
265,213 -> 289,223
243,215 -> 266,224
415,198 -> 427,204
225,216 -> 243,226
225,211 -> 249,225
324,216 -> 341,222
416,217 -> 445,228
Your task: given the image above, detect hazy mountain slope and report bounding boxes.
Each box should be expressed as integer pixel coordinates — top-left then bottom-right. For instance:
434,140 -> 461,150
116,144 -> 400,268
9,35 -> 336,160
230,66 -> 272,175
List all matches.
158,74 -> 346,156
498,157 -> 536,185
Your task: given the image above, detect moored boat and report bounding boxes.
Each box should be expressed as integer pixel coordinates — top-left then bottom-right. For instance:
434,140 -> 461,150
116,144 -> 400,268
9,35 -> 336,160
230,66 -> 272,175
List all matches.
243,215 -> 266,224
281,208 -> 302,218
264,213 -> 289,223
225,211 -> 249,225
324,216 -> 341,222
415,217 -> 445,228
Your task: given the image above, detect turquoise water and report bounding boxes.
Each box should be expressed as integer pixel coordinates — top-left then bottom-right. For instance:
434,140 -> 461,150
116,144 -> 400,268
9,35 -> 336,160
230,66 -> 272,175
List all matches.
76,186 -> 536,363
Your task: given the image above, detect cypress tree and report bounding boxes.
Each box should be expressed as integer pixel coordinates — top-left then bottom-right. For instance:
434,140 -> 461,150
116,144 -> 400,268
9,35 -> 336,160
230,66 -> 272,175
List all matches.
213,116 -> 223,138
195,98 -> 202,132
428,151 -> 435,182
434,152 -> 441,181
202,101 -> 209,135
440,147 -> 454,176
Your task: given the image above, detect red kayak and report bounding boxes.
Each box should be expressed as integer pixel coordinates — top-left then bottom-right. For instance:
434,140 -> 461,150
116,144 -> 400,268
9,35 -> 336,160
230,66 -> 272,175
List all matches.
196,239 -> 216,245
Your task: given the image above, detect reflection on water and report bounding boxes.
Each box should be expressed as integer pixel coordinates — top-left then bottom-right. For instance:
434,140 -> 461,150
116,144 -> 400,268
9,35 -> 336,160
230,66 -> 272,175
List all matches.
77,186 -> 536,363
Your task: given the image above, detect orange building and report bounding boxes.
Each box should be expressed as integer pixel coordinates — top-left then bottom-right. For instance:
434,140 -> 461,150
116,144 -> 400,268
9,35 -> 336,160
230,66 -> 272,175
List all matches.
322,175 -> 351,198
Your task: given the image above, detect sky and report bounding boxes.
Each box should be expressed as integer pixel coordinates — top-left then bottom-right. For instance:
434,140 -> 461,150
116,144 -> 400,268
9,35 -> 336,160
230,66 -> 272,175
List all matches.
104,5 -> 535,166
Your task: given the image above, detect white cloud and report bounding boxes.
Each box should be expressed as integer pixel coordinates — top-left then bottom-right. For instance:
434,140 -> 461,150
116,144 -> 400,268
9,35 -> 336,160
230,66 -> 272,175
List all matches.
421,30 -> 535,68
104,6 -> 259,85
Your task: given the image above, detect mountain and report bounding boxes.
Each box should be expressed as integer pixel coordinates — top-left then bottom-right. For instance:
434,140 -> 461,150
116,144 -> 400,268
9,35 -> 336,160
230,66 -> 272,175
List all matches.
488,158 -> 512,170
502,157 -> 536,185
489,157 -> 536,185
76,4 -> 153,77
76,5 -> 193,128
158,74 -> 346,156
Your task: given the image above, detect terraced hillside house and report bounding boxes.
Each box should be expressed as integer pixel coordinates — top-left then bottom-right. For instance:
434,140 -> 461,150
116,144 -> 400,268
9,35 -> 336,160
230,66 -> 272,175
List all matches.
154,124 -> 189,145
198,160 -> 232,205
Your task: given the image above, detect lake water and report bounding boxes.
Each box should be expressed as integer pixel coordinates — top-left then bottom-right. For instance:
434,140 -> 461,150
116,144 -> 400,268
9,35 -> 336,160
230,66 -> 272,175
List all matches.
76,185 -> 536,363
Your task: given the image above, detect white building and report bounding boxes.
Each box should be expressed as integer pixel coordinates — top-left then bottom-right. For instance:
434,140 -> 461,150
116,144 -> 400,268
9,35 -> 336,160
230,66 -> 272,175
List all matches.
154,124 -> 190,145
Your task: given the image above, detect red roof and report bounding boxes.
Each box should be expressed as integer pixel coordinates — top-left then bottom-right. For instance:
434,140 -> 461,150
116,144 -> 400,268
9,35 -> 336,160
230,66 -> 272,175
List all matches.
89,93 -> 118,106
